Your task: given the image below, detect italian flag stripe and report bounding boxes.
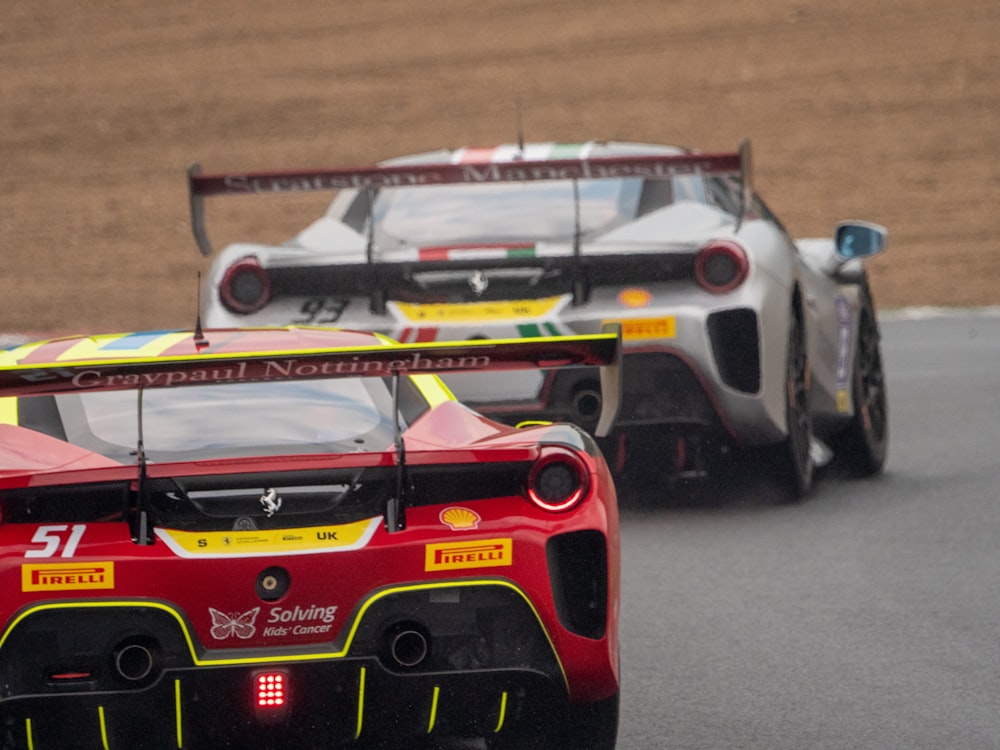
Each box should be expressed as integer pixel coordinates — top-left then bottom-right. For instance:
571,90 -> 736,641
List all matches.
454,143 -> 588,164
507,245 -> 536,258
418,244 -> 536,261
516,322 -> 562,338
457,147 -> 498,164
547,143 -> 586,160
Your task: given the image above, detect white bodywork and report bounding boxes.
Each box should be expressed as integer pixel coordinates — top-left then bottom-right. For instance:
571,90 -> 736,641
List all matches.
195,142 -> 884,456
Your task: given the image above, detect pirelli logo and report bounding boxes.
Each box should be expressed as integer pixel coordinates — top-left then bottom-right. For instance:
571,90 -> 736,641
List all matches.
425,539 -> 513,571
21,562 -> 115,592
616,316 -> 677,340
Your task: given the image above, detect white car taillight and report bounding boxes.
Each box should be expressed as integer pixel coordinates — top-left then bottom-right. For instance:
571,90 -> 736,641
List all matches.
695,240 -> 749,293
220,256 -> 271,314
526,447 -> 592,512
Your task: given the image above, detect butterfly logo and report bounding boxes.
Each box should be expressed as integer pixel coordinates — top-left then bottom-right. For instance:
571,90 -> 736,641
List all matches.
209,607 -> 261,640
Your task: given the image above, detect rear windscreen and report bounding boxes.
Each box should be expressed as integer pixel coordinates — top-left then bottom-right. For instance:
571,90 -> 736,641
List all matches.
53,378 -> 400,463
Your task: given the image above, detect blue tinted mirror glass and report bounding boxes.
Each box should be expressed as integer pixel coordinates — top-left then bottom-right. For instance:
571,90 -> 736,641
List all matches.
835,223 -> 887,260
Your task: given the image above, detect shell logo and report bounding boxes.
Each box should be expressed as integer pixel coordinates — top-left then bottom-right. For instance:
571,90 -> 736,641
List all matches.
618,288 -> 652,308
439,506 -> 481,531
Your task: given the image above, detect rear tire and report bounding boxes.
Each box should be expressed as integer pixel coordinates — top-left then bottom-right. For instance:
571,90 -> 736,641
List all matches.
765,310 -> 814,502
833,289 -> 888,476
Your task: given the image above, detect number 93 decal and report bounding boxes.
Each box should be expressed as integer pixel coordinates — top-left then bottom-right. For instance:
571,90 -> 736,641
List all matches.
293,297 -> 349,325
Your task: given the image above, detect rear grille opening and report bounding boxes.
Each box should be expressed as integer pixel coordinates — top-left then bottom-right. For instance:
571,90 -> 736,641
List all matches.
546,530 -> 608,639
707,308 -> 760,393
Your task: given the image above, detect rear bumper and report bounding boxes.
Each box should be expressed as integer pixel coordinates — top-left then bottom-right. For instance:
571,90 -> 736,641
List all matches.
466,305 -> 786,446
4,661 -> 565,749
1,579 -> 608,749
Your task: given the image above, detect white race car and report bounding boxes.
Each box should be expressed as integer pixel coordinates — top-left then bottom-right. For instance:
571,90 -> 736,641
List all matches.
189,140 -> 888,500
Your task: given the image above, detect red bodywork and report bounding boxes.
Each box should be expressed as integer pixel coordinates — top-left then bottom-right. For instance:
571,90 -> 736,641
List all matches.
0,327 -> 620,749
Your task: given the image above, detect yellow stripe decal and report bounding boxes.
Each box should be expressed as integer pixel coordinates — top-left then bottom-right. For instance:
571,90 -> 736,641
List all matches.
58,332 -> 191,362
409,373 -> 454,407
25,718 -> 34,750
175,679 -> 183,748
427,685 -> 440,733
155,517 -> 380,558
396,297 -> 562,323
0,582 -> 566,686
0,341 -> 45,366
355,667 -> 366,739
0,396 -> 17,425
99,705 -> 110,750
494,691 -> 508,733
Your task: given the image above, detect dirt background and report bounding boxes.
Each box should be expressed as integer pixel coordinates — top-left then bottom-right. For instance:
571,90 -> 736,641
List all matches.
2,0 -> 998,337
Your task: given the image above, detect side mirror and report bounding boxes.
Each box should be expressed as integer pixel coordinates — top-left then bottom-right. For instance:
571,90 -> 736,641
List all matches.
834,221 -> 888,262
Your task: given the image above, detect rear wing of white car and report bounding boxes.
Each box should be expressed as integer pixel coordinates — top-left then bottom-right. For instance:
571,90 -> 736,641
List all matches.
188,142 -> 752,258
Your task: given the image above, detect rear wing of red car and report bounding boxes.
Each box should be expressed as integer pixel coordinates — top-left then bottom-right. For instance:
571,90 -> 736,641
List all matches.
0,327 -> 621,436
187,142 -> 752,257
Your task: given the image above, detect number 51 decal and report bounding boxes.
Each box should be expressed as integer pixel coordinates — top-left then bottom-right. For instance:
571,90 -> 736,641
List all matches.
25,524 -> 87,558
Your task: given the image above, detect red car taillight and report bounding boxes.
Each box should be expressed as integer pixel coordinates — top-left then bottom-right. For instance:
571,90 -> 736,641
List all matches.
220,256 -> 271,314
526,447 -> 592,512
694,240 -> 749,293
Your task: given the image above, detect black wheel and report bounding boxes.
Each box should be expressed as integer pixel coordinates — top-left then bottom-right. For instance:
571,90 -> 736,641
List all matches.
833,290 -> 888,476
485,692 -> 619,750
766,310 -> 814,502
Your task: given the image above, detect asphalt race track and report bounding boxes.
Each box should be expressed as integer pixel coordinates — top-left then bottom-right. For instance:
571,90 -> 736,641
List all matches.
617,311 -> 1000,750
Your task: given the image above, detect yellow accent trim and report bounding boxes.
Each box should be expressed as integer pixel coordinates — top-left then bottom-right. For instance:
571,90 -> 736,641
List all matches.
427,685 -> 440,733
515,420 -> 552,429
25,718 -> 34,750
175,679 -> 183,748
494,691 -> 508,733
0,396 -> 17,425
355,667 -> 366,739
0,582 -> 567,687
99,705 -> 110,750
156,518 -> 378,557
58,332 -> 191,362
396,297 -> 562,322
836,389 -> 850,413
0,341 -> 45,366
410,373 -> 454,407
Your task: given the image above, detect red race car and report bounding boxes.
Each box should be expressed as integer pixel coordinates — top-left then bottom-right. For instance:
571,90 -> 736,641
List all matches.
0,326 -> 621,750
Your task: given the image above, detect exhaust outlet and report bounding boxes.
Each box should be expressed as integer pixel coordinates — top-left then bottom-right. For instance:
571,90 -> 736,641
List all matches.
571,388 -> 603,423
387,626 -> 430,668
113,641 -> 156,682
